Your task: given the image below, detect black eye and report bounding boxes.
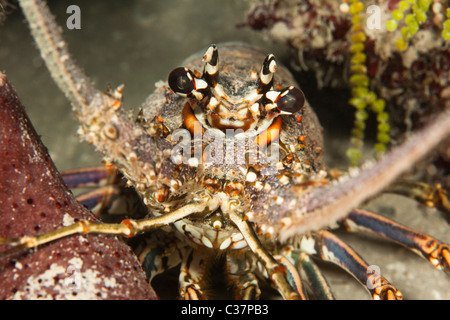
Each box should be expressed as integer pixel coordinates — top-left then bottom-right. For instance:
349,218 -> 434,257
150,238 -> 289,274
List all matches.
276,87 -> 305,114
168,67 -> 195,95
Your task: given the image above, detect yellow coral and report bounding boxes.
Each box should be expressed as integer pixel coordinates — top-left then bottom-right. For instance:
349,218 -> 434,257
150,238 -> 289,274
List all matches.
395,38 -> 408,51
345,0 -> 390,166
444,13 -> 450,40
386,0 -> 448,50
386,19 -> 398,31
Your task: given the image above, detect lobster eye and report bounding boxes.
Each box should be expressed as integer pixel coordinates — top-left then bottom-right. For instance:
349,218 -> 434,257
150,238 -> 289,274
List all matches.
276,87 -> 305,114
168,67 -> 195,95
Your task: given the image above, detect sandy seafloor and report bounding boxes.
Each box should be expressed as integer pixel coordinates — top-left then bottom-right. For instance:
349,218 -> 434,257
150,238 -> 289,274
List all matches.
0,0 -> 448,300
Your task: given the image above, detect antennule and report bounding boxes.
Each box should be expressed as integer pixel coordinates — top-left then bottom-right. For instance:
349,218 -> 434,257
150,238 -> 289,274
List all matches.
203,44 -> 219,86
257,54 -> 277,94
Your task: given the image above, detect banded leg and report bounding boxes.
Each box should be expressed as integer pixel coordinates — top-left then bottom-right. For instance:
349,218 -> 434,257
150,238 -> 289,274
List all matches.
340,209 -> 450,274
301,231 -> 402,300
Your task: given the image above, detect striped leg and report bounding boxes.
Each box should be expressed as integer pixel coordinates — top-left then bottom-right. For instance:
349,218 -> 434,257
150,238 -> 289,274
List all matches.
340,209 -> 450,274
61,166 -> 146,218
61,166 -> 119,214
61,166 -> 115,189
74,186 -> 120,214
297,253 -> 335,300
279,246 -> 335,300
273,254 -> 309,299
300,231 -> 403,300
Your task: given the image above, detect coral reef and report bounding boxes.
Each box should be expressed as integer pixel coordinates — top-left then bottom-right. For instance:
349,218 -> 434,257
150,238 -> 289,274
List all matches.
245,0 -> 449,173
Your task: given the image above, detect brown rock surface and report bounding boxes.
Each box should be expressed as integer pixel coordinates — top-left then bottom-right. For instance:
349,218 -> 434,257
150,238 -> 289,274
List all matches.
0,72 -> 156,299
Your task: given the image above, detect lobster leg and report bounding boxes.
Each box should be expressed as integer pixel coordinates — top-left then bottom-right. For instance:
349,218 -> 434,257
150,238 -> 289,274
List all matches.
273,254 -> 310,299
300,230 -> 403,300
296,253 -> 335,300
386,180 -> 450,222
179,248 -> 208,300
340,209 -> 450,274
61,166 -> 115,189
74,186 -> 120,214
135,230 -> 186,282
61,166 -> 131,216
278,247 -> 335,300
75,183 -> 146,220
62,166 -> 117,214
225,199 -> 306,300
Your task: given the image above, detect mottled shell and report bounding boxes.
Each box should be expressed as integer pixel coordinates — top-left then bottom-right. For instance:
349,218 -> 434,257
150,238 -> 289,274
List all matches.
140,43 -> 324,205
